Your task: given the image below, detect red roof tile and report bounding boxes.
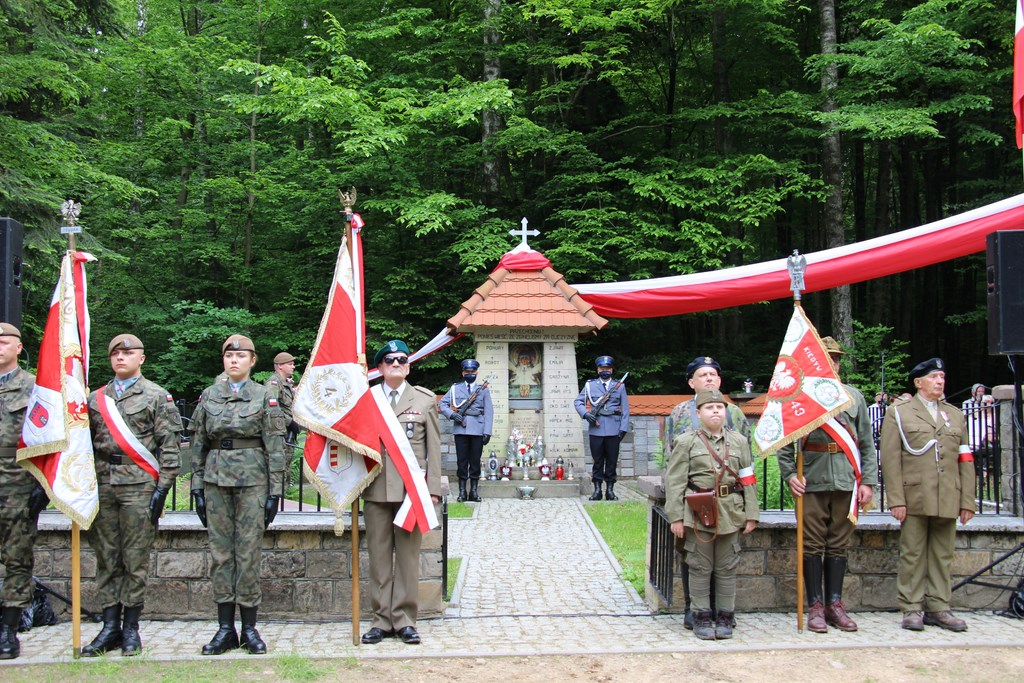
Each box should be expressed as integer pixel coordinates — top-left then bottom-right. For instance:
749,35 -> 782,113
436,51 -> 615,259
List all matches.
630,394 -> 758,416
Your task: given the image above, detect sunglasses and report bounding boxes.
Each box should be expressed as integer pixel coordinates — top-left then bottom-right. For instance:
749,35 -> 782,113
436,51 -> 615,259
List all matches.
383,355 -> 409,365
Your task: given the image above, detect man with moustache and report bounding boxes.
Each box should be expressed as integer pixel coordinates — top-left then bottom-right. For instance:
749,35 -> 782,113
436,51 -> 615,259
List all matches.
881,358 -> 975,632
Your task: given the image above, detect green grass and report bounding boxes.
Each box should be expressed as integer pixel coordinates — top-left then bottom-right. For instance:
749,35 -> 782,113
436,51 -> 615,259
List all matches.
585,500 -> 647,596
447,501 -> 474,518
446,557 -> 462,600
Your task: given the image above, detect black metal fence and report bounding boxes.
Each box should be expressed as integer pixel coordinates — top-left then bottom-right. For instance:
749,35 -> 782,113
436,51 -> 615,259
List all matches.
756,400 -> 1016,516
648,504 -> 675,606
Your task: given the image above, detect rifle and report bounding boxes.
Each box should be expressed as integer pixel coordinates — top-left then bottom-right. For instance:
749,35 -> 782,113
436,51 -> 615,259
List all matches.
452,374 -> 494,422
588,372 -> 629,427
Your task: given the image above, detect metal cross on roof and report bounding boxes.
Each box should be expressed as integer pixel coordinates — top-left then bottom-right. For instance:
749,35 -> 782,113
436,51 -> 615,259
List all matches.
509,217 -> 540,247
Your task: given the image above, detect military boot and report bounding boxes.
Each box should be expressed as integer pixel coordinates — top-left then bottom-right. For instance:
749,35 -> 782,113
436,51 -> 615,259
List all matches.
239,606 -> 267,655
693,610 -> 716,640
0,607 -> 22,659
121,604 -> 144,656
589,482 -> 603,501
605,483 -> 618,501
681,563 -> 694,630
202,603 -> 239,655
457,479 -> 467,503
715,610 -> 735,639
824,556 -> 857,632
468,479 -> 482,502
804,556 -> 827,633
81,604 -> 123,657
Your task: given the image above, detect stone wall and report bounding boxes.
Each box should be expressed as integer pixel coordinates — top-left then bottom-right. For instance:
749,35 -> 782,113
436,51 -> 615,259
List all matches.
638,477 -> 1024,613
26,512 -> 444,621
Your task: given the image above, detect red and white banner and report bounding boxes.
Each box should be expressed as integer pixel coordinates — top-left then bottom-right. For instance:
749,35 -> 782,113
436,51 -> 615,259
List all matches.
574,193 -> 1024,318
820,417 -> 862,522
293,221 -> 437,533
17,251 -> 98,529
95,387 -> 159,479
1015,0 -> 1024,148
754,306 -> 852,457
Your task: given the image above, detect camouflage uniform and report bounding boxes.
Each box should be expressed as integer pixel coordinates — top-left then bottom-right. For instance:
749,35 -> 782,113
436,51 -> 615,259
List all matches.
664,398 -> 749,462
262,374 -> 294,425
190,380 -> 286,607
86,377 -> 182,609
0,367 -> 37,610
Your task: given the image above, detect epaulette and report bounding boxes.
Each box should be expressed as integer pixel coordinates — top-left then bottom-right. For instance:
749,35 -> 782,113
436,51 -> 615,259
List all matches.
893,396 -> 911,405
413,385 -> 436,398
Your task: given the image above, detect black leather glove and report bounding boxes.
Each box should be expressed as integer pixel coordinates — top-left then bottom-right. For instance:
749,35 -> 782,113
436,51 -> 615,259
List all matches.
584,412 -> 599,425
482,435 -> 491,446
148,486 -> 170,525
28,483 -> 49,521
452,413 -> 466,426
264,495 -> 281,528
192,490 -> 208,528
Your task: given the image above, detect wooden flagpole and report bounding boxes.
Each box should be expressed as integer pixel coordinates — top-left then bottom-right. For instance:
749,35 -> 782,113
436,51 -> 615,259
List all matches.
341,189 -> 362,646
62,200 -> 84,658
788,251 -> 806,633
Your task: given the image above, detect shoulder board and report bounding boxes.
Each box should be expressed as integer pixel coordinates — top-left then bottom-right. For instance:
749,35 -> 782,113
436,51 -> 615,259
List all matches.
269,398 -> 278,407
413,385 -> 436,397
893,396 -> 911,405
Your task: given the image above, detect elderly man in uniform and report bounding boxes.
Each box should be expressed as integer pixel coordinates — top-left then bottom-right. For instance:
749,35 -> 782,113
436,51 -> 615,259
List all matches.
778,337 -> 877,633
0,323 -> 46,660
361,340 -> 441,646
439,359 -> 493,503
82,334 -> 182,657
574,355 -> 630,501
663,355 -> 750,629
881,358 -> 975,632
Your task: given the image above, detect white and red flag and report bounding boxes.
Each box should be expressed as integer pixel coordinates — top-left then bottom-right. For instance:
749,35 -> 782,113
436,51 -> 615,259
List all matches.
754,305 -> 853,458
293,220 -> 437,534
17,251 -> 99,529
1015,0 -> 1024,148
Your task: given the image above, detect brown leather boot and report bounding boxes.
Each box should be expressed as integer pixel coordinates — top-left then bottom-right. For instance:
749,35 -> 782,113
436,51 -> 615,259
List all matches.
825,600 -> 858,632
807,600 -> 828,633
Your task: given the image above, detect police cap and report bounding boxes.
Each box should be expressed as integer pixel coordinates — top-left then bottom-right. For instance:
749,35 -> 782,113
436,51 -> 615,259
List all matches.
461,358 -> 480,371
595,355 -> 614,368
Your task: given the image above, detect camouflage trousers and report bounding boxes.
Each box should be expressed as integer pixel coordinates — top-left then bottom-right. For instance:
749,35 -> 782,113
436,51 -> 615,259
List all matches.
205,483 -> 265,607
85,478 -> 156,609
0,493 -> 37,608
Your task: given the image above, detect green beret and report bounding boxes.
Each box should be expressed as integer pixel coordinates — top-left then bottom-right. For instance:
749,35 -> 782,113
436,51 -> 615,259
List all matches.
696,389 -> 726,407
374,339 -> 410,366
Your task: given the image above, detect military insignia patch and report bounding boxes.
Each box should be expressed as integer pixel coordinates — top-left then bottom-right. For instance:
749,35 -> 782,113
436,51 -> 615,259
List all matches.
704,356 -> 714,364
166,394 -> 173,402
269,399 -> 278,407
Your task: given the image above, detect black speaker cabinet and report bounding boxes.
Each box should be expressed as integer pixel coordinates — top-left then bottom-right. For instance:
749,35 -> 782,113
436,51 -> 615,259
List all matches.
987,230 -> 1024,355
0,217 -> 24,330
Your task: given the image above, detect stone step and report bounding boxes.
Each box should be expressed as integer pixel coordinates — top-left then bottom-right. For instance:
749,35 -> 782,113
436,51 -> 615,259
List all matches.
476,479 -> 581,499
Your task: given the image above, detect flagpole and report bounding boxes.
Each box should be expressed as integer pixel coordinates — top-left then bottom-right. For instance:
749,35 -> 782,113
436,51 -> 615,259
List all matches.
787,250 -> 806,634
340,189 -> 363,647
61,200 -> 84,658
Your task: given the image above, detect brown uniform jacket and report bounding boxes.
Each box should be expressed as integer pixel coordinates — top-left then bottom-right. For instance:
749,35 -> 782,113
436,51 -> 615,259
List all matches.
363,383 -> 441,503
880,395 -> 976,518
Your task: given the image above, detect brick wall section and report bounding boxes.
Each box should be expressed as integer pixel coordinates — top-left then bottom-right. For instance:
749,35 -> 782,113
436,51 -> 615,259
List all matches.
638,476 -> 1024,613
22,513 -> 443,621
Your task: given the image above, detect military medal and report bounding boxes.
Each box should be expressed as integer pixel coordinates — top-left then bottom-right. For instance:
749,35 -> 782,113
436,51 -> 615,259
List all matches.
939,410 -> 950,427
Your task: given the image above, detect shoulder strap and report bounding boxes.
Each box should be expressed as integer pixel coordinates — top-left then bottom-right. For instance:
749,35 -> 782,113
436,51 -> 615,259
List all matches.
694,430 -> 739,481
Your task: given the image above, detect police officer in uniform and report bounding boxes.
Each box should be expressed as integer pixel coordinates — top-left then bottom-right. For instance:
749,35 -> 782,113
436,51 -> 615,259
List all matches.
778,337 -> 877,633
439,359 -> 493,502
191,335 -> 286,654
574,355 -> 629,501
665,389 -> 759,640
0,323 -> 45,660
361,340 -> 441,646
664,355 -> 749,628
82,334 -> 182,657
881,357 -> 975,632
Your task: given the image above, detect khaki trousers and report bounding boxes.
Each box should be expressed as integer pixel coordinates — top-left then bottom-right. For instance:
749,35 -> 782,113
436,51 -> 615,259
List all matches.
364,500 -> 423,631
684,529 -> 741,612
897,514 -> 956,612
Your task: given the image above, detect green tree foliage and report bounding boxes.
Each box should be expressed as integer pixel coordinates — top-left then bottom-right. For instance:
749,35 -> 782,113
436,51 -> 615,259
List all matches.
0,0 -> 1016,398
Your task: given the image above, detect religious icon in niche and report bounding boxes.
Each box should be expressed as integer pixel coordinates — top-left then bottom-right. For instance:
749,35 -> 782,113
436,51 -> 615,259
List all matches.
509,343 -> 542,398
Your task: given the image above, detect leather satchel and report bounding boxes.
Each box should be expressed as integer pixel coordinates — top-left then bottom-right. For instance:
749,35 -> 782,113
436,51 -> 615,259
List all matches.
685,489 -> 717,528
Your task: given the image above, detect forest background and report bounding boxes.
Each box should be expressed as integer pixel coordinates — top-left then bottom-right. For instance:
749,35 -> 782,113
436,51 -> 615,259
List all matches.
2,0 -> 1020,403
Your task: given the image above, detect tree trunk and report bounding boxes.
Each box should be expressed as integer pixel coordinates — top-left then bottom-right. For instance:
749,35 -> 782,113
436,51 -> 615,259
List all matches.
819,0 -> 851,347
481,0 -> 502,203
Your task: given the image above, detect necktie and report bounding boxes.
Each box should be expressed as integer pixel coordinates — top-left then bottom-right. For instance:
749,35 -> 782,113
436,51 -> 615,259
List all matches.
390,389 -> 398,408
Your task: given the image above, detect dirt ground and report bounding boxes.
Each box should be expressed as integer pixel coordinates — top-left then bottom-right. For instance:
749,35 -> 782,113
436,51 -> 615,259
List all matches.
345,648 -> 1023,683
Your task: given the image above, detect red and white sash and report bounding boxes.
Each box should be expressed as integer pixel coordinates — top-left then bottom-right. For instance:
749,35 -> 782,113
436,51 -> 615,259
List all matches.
819,417 -> 862,523
373,386 -> 438,532
95,386 -> 160,480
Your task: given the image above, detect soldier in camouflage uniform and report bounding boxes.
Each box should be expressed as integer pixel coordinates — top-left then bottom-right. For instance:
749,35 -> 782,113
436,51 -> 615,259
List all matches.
0,323 -> 46,660
663,356 -> 750,629
264,352 -> 299,486
81,334 -> 182,657
191,335 -> 286,655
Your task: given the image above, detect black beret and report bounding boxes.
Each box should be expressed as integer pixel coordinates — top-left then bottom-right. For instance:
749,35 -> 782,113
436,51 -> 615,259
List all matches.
909,357 -> 945,381
686,356 -> 721,380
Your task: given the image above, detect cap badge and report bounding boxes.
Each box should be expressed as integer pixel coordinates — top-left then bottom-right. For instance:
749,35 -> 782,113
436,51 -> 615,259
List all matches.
389,341 -> 398,351
232,339 -> 240,350
936,359 -> 943,369
704,357 -> 713,364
